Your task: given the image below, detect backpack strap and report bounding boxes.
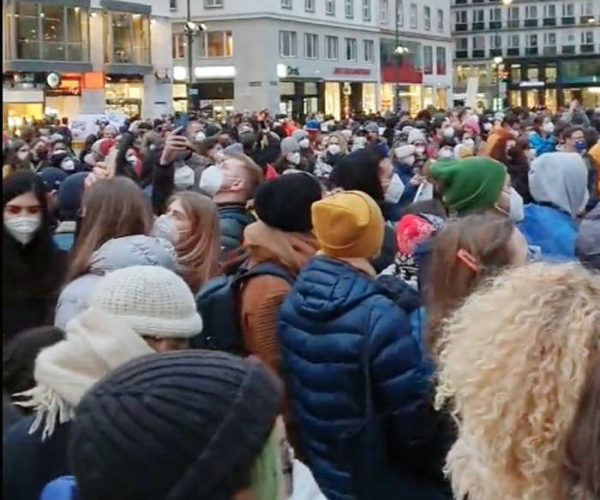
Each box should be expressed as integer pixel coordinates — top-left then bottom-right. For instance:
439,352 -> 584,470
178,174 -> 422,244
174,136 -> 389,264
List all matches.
234,262 -> 296,288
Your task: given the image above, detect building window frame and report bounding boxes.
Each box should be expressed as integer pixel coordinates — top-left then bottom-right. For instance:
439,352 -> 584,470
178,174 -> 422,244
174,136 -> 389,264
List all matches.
424,6 -> 431,31
325,35 -> 339,60
326,0 -> 336,16
345,37 -> 357,61
305,0 -> 315,12
204,0 -> 223,8
279,30 -> 297,57
304,33 -> 318,59
397,0 -> 404,27
437,8 -> 443,32
363,0 -> 372,22
281,0 -> 292,9
103,11 -> 151,65
363,39 -> 374,62
409,3 -> 417,28
197,30 -> 233,58
380,0 -> 388,24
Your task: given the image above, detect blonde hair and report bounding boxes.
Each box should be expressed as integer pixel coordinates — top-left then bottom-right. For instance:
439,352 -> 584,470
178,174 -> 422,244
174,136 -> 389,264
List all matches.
328,132 -> 348,154
435,262 -> 600,500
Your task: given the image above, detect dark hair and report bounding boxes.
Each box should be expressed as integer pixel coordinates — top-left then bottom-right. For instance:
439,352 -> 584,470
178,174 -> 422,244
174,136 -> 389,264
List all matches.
3,326 -> 64,402
562,125 -> 583,141
502,113 -> 519,128
2,171 -> 65,296
425,214 -> 517,356
330,147 -> 385,202
584,128 -> 599,150
197,137 -> 219,157
401,199 -> 447,219
556,354 -> 600,500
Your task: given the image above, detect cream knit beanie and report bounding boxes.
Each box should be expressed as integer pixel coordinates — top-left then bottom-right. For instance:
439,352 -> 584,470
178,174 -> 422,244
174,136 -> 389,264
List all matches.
89,266 -> 203,339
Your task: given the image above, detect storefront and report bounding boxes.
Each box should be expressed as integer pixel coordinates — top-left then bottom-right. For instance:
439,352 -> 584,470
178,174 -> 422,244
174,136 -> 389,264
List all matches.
2,73 -> 46,129
104,75 -> 145,117
323,68 -> 377,119
45,73 -> 83,118
380,84 -> 423,116
423,86 -> 449,110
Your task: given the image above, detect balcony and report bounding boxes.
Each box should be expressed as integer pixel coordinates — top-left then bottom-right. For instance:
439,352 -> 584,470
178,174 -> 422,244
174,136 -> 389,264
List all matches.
562,17 -> 575,25
580,15 -> 594,25
581,44 -> 595,54
562,45 -> 576,54
543,46 -> 558,56
507,20 -> 520,28
455,50 -> 468,59
489,48 -> 503,57
455,23 -> 468,32
472,49 -> 486,58
472,22 -> 485,30
507,47 -> 520,56
543,18 -> 557,27
489,21 -> 501,30
525,47 -> 539,56
455,0 -> 467,4
524,19 -> 538,28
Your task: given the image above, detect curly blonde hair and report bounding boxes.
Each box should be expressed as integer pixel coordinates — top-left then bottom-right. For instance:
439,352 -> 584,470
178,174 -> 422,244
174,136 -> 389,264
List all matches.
435,262 -> 600,500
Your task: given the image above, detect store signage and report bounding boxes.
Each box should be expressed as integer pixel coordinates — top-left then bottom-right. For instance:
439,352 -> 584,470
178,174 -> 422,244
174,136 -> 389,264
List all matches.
249,81 -> 262,87
334,68 -> 371,76
46,72 -> 62,89
519,81 -> 545,88
287,66 -> 300,76
342,83 -> 352,96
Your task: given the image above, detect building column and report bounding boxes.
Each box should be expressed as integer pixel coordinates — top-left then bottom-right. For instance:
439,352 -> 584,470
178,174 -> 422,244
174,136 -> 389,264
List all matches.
142,74 -> 173,119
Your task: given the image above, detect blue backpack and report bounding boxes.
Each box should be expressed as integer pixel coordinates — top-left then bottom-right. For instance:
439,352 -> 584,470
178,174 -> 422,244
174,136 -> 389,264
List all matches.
192,263 -> 295,354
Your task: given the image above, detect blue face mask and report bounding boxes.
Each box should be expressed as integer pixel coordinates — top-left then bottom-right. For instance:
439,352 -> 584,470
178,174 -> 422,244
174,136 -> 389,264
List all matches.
575,140 -> 587,154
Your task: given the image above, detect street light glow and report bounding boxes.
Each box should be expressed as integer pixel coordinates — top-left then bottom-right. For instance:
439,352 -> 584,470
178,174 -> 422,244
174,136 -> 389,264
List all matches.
395,46 -> 409,54
502,0 -> 513,5
494,56 -> 504,65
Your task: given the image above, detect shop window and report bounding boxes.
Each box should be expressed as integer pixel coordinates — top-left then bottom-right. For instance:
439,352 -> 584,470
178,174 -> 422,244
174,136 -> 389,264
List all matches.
104,12 -> 150,65
423,46 -> 433,74
344,0 -> 353,19
14,2 -> 89,61
279,30 -> 297,57
325,35 -> 339,60
198,31 -> 233,58
436,47 -> 447,75
345,38 -> 357,61
527,67 -> 539,81
364,40 -> 375,63
545,65 -> 557,83
424,7 -> 431,31
510,64 -> 521,84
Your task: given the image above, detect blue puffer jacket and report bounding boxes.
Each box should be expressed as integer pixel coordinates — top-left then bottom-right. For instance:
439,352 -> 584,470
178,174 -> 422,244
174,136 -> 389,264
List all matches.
518,203 -> 578,261
279,257 -> 446,500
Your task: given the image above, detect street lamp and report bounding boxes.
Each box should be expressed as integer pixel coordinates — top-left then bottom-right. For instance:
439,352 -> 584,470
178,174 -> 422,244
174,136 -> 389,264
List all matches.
493,56 -> 504,109
394,45 -> 409,114
502,0 -> 513,5
184,0 -> 206,114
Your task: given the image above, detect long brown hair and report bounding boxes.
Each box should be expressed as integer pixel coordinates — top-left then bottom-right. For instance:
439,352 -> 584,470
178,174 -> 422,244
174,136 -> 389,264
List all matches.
486,129 -> 513,166
67,177 -> 152,282
557,353 -> 600,500
425,214 -> 516,356
167,192 -> 221,292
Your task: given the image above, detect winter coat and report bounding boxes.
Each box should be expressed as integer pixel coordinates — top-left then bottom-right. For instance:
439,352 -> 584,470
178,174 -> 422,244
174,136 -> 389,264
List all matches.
518,203 -> 578,260
576,203 -> 600,270
371,223 -> 396,274
528,132 -> 556,157
218,203 -> 256,261
54,235 -> 177,329
279,256 -> 447,500
52,221 -> 76,253
383,162 -> 419,222
3,416 -> 72,500
3,393 -> 22,434
239,222 -> 319,452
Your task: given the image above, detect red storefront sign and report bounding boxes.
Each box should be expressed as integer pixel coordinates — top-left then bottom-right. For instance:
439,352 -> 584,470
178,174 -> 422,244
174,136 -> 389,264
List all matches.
333,67 -> 372,76
380,62 -> 423,84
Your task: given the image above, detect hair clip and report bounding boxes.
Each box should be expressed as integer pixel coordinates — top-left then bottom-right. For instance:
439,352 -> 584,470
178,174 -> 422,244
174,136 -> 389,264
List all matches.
457,248 -> 480,273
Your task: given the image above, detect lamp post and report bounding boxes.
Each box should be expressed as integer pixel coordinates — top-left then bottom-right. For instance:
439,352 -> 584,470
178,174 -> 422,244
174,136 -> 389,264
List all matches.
393,0 -> 410,113
183,0 -> 206,115
493,56 -> 504,108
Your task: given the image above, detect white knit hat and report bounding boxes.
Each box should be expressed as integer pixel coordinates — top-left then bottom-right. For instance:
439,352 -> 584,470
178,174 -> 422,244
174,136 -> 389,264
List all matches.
407,129 -> 426,144
89,266 -> 203,339
394,144 -> 416,160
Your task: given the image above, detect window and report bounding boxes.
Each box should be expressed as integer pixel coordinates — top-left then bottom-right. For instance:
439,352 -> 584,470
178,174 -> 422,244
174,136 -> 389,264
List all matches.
14,3 -> 90,61
170,0 -> 177,10
397,0 -> 404,26
363,0 -> 371,21
305,0 -> 315,12
104,12 -> 150,64
380,0 -> 388,24
544,4 -> 556,18
544,32 -> 557,46
424,7 -> 431,30
508,7 -> 519,19
507,34 -> 520,48
490,7 -> 501,21
345,37 -> 357,61
423,46 -> 433,74
363,39 -> 374,62
490,34 -> 502,49
436,46 -> 447,75
304,33 -> 318,59
582,31 -> 594,44
345,0 -> 354,18
473,35 -> 485,50
437,9 -> 444,32
562,3 -> 574,17
197,30 -> 232,58
204,0 -> 223,7
456,37 -> 468,51
527,34 -> 538,47
525,6 -> 537,19
455,10 -> 467,24
279,30 -> 297,57
472,9 -> 484,23
582,1 -> 594,16
281,0 -> 292,9
325,35 -> 339,59
172,33 -> 185,59
409,3 -> 417,28
326,0 -> 336,16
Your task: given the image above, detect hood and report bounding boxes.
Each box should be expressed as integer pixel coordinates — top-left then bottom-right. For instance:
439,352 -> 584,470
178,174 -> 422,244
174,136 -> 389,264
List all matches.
89,235 -> 177,275
289,256 -> 385,322
529,152 -> 588,217
576,204 -> 600,270
244,221 -> 319,274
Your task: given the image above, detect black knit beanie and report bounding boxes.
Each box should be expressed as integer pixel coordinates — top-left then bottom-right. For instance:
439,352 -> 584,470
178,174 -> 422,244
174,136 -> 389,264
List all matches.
254,174 -> 323,233
69,351 -> 282,500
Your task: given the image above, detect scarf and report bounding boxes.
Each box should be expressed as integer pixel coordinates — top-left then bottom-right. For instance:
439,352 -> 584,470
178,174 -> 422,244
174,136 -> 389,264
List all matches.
16,307 -> 154,440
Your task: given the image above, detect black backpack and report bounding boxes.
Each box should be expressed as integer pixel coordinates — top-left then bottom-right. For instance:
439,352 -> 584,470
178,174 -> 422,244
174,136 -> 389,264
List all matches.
192,262 -> 296,354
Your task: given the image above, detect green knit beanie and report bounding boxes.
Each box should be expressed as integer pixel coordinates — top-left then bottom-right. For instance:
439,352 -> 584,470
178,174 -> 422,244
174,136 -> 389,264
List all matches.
430,157 -> 507,215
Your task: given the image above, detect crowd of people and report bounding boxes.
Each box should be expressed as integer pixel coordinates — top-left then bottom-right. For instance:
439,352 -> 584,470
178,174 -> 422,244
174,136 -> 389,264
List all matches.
2,102 -> 599,500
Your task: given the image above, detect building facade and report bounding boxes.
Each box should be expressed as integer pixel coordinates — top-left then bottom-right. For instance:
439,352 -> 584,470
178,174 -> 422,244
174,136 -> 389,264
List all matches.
2,0 -> 173,127
451,0 -> 600,110
170,0 -> 453,118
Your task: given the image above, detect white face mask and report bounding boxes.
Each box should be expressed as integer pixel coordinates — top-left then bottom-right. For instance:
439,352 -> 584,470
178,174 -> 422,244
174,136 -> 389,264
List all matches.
327,144 -> 342,155
17,151 -> 29,161
126,154 -> 137,164
195,131 -> 206,142
384,173 -> 406,204
496,187 -> 524,223
351,137 -> 367,151
402,155 -> 416,167
483,122 -> 493,132
442,128 -> 455,139
61,158 -> 75,172
299,138 -> 310,149
438,148 -> 454,159
415,146 -> 426,155
152,214 -> 179,244
542,122 -> 555,134
463,138 -> 475,149
199,165 -> 224,196
174,165 -> 195,190
287,152 -> 301,165
4,216 -> 41,245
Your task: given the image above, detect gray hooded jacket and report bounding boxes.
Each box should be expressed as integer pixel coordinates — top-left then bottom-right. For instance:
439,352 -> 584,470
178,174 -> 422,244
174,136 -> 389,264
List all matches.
54,235 -> 177,330
576,204 -> 600,270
